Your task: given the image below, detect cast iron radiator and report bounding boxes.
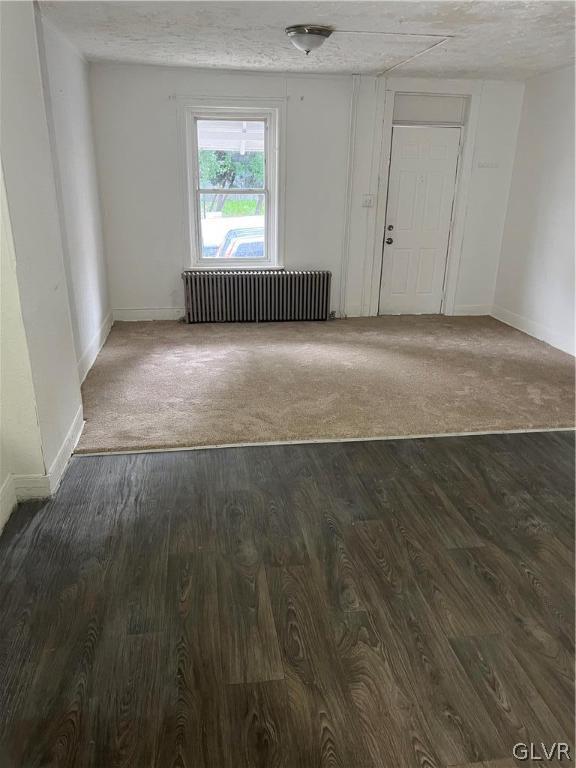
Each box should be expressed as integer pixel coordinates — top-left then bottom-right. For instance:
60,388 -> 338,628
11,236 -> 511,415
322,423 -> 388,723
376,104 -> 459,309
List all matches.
182,270 -> 331,323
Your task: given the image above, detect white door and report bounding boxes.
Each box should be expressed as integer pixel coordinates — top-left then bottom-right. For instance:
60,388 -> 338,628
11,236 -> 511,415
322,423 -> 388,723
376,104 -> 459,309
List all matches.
379,125 -> 461,314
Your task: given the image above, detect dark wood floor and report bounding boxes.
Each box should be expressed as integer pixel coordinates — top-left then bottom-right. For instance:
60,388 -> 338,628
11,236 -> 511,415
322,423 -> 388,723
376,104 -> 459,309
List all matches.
0,431 -> 573,768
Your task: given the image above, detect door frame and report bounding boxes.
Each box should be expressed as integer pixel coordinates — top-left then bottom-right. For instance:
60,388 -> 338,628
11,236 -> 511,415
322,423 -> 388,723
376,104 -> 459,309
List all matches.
365,78 -> 483,317
377,123 -> 463,315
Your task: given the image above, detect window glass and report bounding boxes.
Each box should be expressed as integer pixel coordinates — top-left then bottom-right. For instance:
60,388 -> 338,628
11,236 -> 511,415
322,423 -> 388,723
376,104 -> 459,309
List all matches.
198,193 -> 265,259
197,120 -> 265,190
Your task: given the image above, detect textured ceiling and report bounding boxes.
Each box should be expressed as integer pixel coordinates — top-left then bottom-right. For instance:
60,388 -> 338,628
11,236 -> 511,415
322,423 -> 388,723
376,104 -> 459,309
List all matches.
40,1 -> 575,79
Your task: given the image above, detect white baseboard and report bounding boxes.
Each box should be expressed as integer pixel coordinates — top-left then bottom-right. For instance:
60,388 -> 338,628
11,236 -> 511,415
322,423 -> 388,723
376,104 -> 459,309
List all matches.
0,475 -> 18,533
47,404 -> 84,494
452,304 -> 492,316
0,403 -> 86,514
113,307 -> 185,322
77,310 -> 113,382
13,473 -> 52,500
491,305 -> 575,356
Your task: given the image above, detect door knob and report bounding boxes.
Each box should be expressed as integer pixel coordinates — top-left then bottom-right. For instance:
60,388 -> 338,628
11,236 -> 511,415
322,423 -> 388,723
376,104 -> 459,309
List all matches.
386,237 -> 393,244
387,224 -> 394,231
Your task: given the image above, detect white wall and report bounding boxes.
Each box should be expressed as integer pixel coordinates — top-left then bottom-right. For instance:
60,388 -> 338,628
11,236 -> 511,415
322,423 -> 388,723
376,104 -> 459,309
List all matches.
89,61 -> 524,322
0,169 -> 46,529
344,75 -> 383,317
0,1 -> 83,487
89,64 -> 351,318
40,19 -> 111,381
494,66 -> 575,355
454,81 -> 524,314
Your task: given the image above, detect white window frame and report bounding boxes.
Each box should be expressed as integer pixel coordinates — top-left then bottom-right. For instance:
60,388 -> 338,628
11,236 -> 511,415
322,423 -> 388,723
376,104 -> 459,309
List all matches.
182,101 -> 283,269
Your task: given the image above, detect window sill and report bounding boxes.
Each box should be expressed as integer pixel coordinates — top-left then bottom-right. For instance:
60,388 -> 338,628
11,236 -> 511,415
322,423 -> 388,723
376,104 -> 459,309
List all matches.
189,264 -> 284,271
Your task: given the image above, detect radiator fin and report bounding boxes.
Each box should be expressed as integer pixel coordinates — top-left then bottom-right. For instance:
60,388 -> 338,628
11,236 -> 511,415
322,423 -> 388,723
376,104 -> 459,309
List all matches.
182,270 -> 331,323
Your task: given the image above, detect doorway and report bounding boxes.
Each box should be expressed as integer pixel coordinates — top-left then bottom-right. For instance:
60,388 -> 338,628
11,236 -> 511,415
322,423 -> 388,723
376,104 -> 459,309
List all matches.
378,125 -> 461,314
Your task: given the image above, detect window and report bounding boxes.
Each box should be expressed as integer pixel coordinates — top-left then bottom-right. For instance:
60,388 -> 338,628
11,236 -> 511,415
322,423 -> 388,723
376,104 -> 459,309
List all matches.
184,105 -> 280,268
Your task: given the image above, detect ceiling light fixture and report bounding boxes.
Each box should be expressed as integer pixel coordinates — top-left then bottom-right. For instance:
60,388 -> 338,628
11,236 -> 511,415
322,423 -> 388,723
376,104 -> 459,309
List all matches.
285,25 -> 333,55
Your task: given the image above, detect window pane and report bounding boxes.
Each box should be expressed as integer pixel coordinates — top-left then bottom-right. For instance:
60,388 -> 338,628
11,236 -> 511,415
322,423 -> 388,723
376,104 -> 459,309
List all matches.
197,120 -> 265,190
199,193 -> 265,260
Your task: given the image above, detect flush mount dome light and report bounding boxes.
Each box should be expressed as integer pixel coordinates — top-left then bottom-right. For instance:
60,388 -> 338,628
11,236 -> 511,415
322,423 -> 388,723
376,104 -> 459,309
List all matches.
285,25 -> 333,55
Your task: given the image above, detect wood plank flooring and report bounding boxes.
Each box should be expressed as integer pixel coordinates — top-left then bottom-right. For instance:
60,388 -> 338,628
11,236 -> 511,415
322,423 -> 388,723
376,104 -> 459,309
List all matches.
0,431 -> 573,767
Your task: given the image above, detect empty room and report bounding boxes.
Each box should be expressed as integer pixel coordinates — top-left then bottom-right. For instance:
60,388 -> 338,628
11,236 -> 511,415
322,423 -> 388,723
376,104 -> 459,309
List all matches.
0,1 -> 574,766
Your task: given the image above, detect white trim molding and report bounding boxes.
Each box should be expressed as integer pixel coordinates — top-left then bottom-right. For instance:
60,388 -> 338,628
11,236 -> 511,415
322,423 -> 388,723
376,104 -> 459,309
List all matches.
1,406 -> 84,510
364,78 -> 390,316
340,74 -> 360,316
453,304 -> 492,316
113,307 -> 185,322
491,305 -> 575,356
47,404 -> 84,493
7,406 -> 83,508
178,96 -> 286,271
77,311 -> 113,382
13,473 -> 52,500
0,475 -> 18,533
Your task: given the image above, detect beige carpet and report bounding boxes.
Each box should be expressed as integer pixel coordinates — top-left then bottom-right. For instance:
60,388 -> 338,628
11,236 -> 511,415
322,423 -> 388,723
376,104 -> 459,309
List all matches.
76,316 -> 575,453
